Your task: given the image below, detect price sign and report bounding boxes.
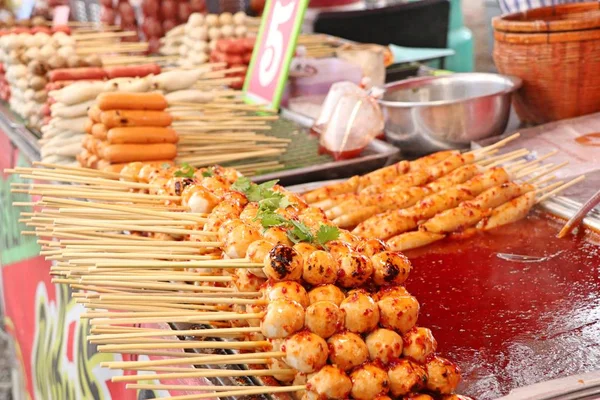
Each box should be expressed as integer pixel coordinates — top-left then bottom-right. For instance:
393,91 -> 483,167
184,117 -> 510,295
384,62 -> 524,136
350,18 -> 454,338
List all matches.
243,0 -> 309,110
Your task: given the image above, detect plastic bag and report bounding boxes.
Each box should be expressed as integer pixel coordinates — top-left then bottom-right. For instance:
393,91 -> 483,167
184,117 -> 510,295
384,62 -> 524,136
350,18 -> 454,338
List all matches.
312,81 -> 368,135
318,88 -> 384,160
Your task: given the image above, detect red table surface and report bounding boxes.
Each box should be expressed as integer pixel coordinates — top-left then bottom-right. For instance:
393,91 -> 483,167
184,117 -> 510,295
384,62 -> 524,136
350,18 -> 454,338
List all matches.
404,213 -> 600,399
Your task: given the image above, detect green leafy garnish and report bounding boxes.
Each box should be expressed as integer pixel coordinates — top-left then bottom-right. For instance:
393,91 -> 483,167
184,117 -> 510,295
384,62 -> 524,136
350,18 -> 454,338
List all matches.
315,225 -> 340,247
259,212 -> 289,229
201,168 -> 214,177
174,163 -> 194,178
231,176 -> 252,193
288,220 -> 314,244
161,163 -> 172,170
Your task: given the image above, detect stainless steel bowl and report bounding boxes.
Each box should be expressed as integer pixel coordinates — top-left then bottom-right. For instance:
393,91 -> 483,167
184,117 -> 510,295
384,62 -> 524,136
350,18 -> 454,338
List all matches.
378,73 -> 522,155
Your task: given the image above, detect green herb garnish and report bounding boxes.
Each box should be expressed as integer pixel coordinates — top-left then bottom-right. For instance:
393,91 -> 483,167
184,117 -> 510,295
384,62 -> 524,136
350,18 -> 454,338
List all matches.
201,168 -> 214,177
161,163 -> 171,170
315,224 -> 340,247
174,163 -> 194,178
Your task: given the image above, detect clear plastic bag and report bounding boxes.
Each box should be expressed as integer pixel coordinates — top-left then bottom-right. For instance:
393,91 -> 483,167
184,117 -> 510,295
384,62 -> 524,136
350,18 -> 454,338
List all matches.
318,88 -> 384,160
312,81 -> 368,135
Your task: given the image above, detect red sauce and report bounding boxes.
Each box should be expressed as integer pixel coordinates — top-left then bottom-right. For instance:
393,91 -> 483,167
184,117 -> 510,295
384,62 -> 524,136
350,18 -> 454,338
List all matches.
318,144 -> 364,160
403,212 -> 600,399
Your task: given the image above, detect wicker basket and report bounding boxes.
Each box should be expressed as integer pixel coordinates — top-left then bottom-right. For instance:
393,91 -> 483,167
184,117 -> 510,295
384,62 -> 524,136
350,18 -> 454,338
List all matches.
493,3 -> 600,124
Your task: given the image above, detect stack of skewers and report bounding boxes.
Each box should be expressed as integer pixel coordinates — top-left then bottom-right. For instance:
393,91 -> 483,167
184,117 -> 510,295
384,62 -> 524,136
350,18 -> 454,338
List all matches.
7,134 -> 585,399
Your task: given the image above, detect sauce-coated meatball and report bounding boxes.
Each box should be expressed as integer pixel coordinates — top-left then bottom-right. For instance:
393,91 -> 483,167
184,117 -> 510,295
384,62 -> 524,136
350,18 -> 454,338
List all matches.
265,281 -> 309,308
355,238 -> 389,257
269,357 -> 293,382
299,207 -> 328,230
378,295 -> 419,334
217,219 -> 244,242
284,331 -> 328,373
293,242 -> 318,260
326,240 -> 353,260
303,250 -> 338,285
263,226 -> 293,246
366,328 -> 403,364
239,202 -> 259,222
221,190 -> 248,207
337,252 -> 373,288
306,365 -> 352,400
425,356 -> 461,394
371,251 -> 412,286
337,230 -> 360,246
211,199 -> 243,217
263,244 -> 303,281
350,363 -> 390,400
388,359 -> 427,396
327,331 -> 369,371
224,223 -> 262,259
233,268 -> 266,292
403,327 -> 437,363
182,186 -> 220,214
339,290 -> 379,333
374,285 -> 411,302
305,301 -> 344,338
261,299 -> 304,338
293,372 -> 307,400
308,285 -> 346,306
246,240 -> 273,278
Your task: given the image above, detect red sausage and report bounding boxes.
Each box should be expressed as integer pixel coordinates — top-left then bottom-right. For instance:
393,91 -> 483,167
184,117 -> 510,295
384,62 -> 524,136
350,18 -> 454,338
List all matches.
49,68 -> 108,82
104,64 -> 161,79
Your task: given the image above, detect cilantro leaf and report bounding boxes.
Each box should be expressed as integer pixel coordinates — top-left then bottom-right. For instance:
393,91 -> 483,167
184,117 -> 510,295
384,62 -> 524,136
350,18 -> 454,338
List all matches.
288,220 -> 314,244
174,163 -> 194,178
257,180 -> 279,191
231,177 -> 252,193
259,212 -> 289,229
315,224 -> 340,246
278,197 -> 291,210
201,168 -> 214,177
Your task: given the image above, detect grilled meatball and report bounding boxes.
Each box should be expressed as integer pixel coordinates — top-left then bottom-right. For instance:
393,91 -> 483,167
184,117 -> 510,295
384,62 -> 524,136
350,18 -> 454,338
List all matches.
305,301 -> 343,338
339,290 -> 379,333
293,242 -> 318,260
388,359 -> 428,396
265,281 -> 309,308
261,299 -> 304,338
284,331 -> 329,373
355,238 -> 389,257
327,331 -> 369,371
303,250 -> 338,286
366,328 -> 403,364
337,252 -> 374,288
371,251 -> 412,286
223,223 -> 262,259
350,363 -> 390,400
378,295 -> 420,334
403,327 -> 437,363
306,365 -> 352,399
263,226 -> 293,246
263,244 -> 303,281
425,356 -> 461,394
308,285 -> 345,306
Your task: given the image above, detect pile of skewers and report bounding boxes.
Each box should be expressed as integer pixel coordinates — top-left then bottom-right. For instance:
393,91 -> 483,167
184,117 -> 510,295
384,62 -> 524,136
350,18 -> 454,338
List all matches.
7,135 -> 584,399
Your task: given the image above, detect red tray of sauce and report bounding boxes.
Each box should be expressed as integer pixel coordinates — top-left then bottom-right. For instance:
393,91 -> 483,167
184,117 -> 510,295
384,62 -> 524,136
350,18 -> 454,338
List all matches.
404,211 -> 600,399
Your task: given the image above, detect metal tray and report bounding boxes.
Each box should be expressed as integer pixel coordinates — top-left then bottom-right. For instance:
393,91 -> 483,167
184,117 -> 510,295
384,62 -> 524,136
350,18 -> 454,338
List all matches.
170,322 -> 291,400
251,109 -> 400,186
